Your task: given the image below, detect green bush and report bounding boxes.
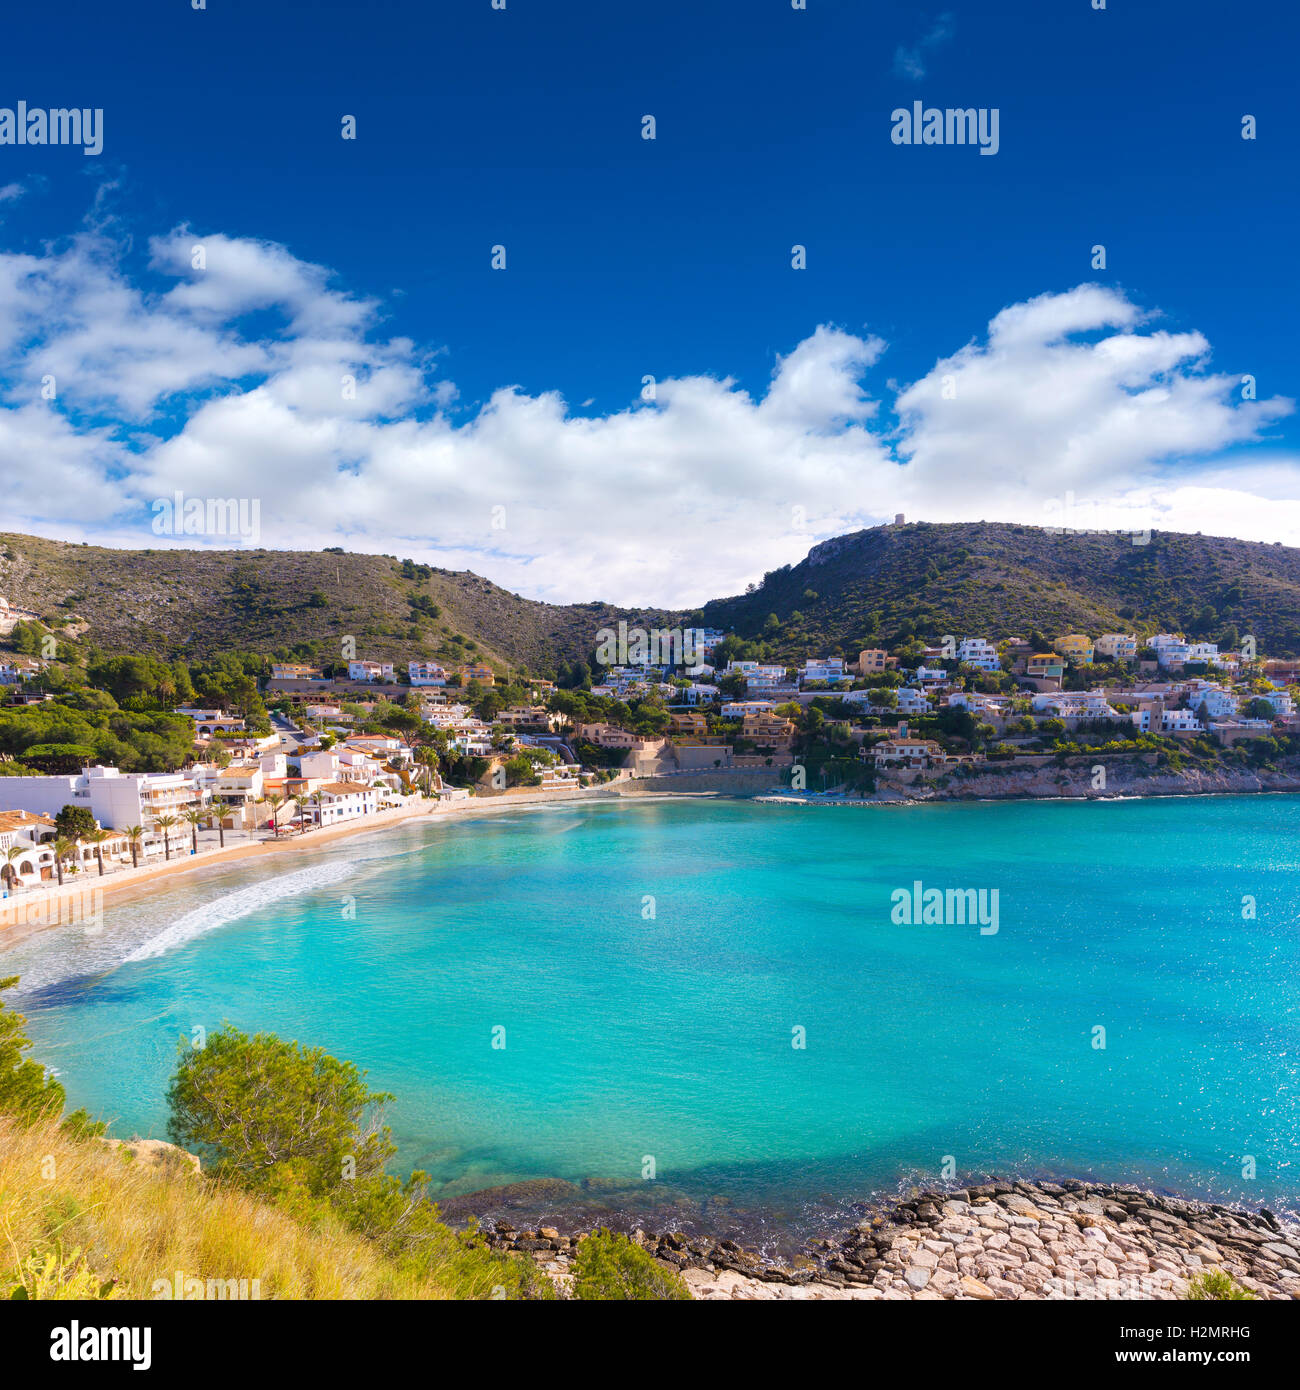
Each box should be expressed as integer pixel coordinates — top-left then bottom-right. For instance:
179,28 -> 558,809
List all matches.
1185,1269 -> 1257,1301
570,1229 -> 691,1301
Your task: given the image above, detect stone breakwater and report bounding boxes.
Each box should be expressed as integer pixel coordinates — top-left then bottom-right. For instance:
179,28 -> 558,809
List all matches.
480,1180 -> 1300,1301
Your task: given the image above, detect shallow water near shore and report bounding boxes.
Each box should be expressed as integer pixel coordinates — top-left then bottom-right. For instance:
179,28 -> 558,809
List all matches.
7,795 -> 1300,1256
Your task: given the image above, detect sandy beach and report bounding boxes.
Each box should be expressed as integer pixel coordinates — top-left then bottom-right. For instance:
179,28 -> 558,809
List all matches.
0,783 -> 681,949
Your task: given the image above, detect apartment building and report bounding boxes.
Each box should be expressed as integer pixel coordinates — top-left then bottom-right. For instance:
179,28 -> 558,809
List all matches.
1054,635 -> 1095,665
956,638 -> 1000,672
0,765 -> 206,831
1094,634 -> 1138,662
408,661 -> 448,687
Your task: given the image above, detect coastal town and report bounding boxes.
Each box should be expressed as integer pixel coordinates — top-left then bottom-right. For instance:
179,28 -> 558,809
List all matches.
2,595 -> 1298,896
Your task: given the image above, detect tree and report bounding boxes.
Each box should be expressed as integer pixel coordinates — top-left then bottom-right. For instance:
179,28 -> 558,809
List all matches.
51,836 -> 75,886
124,825 -> 144,869
166,1026 -> 395,1199
85,828 -> 111,877
183,807 -> 204,854
265,793 -> 283,838
153,814 -> 178,861
54,804 -> 97,841
207,800 -> 230,849
2,844 -> 24,893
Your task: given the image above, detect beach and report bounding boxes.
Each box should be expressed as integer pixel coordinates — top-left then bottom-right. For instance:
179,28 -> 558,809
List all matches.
0,783 -> 693,949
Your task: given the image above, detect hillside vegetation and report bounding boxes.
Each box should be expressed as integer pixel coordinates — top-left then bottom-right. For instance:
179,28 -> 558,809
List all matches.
701,522 -> 1300,658
3,521 -> 1299,671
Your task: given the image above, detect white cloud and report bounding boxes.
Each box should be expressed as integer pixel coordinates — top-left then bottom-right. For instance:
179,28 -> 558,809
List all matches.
0,220 -> 1294,608
894,12 -> 956,81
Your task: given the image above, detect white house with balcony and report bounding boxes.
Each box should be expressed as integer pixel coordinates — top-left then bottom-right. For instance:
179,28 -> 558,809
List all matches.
408,661 -> 447,687
799,657 -> 848,685
347,660 -> 395,683
956,638 -> 1000,672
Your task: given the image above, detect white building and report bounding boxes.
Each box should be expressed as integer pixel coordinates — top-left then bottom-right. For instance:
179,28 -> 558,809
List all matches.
408,661 -> 447,686
1150,635 -> 1191,668
956,638 -> 1000,672
1187,684 -> 1238,718
799,657 -> 848,685
1255,690 -> 1295,718
895,688 -> 930,714
0,766 -> 206,831
347,660 -> 395,683
304,782 -> 378,826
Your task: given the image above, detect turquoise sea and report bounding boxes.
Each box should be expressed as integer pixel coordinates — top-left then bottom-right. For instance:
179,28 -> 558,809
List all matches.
5,796 -> 1299,1252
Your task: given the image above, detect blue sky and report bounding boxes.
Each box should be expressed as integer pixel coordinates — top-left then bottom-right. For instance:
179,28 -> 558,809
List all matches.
0,0 -> 1296,605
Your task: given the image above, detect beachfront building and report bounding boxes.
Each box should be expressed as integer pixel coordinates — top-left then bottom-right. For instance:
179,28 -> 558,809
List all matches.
956,638 -> 1000,672
303,783 -> 379,826
0,766 -> 207,831
873,733 -> 947,770
347,660 -> 396,683
0,810 -> 58,886
1054,635 -> 1096,665
741,711 -> 796,747
408,661 -> 447,687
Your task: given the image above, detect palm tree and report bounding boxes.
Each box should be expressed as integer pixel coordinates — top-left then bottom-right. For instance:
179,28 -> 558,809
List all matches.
52,835 -> 74,886
265,793 -> 283,838
292,795 -> 308,835
183,807 -> 204,854
85,827 -> 111,877
311,790 -> 325,828
125,825 -> 144,869
415,746 -> 440,796
153,814 -> 178,861
2,844 -> 25,893
208,799 -> 231,849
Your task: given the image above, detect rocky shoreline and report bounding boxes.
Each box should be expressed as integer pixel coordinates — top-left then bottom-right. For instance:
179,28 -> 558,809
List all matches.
477,1179 -> 1300,1300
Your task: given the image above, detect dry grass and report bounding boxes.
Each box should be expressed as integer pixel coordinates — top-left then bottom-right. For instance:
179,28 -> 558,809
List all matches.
0,1114 -> 509,1299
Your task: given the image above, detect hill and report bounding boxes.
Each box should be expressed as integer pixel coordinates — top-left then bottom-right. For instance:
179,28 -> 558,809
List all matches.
0,534 -> 672,673
3,521 -> 1299,670
700,522 -> 1300,659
